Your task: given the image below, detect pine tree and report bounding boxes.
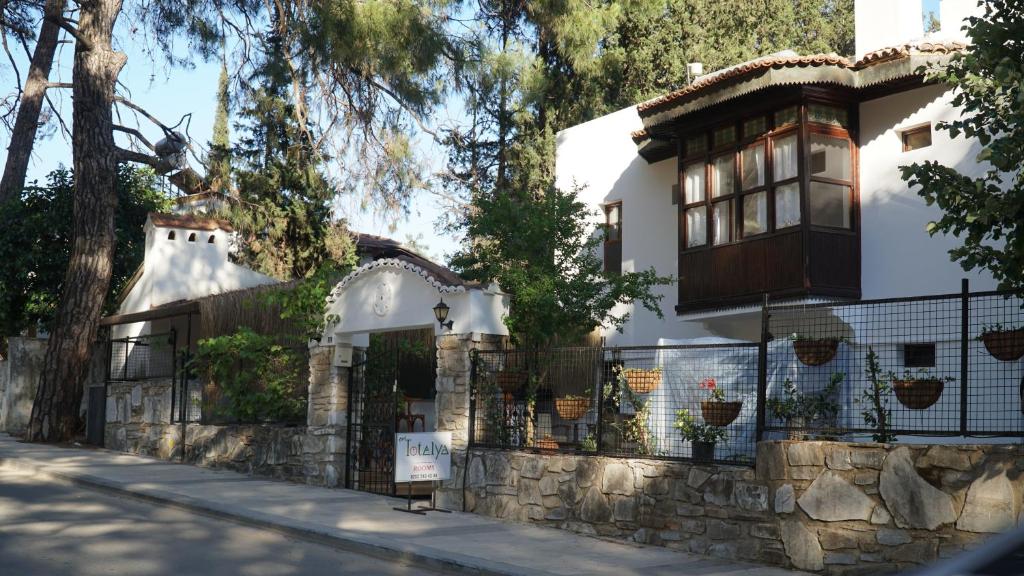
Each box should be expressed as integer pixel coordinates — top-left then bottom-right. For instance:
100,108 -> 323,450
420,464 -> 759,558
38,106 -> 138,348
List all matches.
226,18 -> 352,280
208,58 -> 232,193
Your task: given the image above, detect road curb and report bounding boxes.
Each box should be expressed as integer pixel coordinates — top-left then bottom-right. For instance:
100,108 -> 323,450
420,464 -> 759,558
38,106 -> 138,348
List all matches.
0,455 -> 544,576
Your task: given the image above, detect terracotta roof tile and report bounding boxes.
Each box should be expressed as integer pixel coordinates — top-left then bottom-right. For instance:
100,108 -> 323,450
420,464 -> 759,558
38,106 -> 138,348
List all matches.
636,42 -> 966,117
148,212 -> 234,232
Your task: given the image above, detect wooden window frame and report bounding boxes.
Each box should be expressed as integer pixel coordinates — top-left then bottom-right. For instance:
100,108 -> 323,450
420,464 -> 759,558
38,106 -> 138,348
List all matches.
603,201 -> 622,274
806,124 -> 856,233
901,124 -> 932,152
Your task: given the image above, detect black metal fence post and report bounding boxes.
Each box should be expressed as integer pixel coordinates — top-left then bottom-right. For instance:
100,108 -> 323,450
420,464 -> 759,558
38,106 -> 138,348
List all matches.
960,278 -> 969,436
593,347 -> 605,455
756,294 -> 770,443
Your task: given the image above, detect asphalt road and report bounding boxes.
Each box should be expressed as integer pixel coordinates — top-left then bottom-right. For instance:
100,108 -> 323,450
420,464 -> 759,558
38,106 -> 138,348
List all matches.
0,468 -> 450,576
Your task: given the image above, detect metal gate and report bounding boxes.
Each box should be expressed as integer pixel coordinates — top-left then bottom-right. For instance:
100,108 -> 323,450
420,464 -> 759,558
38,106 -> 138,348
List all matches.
345,332 -> 437,495
346,346 -> 399,495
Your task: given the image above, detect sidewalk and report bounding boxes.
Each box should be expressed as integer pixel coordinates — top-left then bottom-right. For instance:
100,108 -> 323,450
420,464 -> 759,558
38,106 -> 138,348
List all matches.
0,434 -> 803,576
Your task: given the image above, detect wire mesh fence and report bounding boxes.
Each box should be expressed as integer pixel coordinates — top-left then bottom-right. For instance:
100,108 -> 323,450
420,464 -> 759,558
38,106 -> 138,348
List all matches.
471,344 -> 759,464
763,284 -> 1023,440
470,283 -> 1024,465
107,332 -> 177,381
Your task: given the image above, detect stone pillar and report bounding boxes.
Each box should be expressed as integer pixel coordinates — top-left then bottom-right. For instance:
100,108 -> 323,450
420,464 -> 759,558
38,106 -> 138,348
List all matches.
0,337 -> 47,435
305,344 -> 348,487
435,332 -> 505,509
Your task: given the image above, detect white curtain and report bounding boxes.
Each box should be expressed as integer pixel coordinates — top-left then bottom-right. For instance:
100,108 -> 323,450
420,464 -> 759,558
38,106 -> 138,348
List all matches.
773,134 -> 798,181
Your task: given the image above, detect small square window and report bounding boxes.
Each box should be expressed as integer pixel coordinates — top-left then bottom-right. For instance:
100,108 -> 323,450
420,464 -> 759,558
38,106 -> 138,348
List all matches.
774,106 -> 799,128
902,125 -> 932,151
743,117 -> 767,138
904,343 -> 936,368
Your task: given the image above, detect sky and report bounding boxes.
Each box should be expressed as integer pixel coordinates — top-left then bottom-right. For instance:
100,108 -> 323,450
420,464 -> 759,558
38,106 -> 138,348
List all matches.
3,0 -> 944,266
7,20 -> 459,265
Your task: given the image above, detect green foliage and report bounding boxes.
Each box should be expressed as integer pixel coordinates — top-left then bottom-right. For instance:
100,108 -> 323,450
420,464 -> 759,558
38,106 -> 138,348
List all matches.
674,409 -> 727,443
225,18 -> 356,281
860,347 -> 895,443
0,166 -> 170,336
900,0 -> 1024,295
261,260 -> 355,343
766,373 -> 843,426
190,327 -> 306,423
450,184 -> 672,346
208,59 -> 232,193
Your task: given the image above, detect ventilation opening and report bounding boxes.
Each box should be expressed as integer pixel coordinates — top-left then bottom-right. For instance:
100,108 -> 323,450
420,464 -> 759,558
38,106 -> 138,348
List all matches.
167,231 -> 176,241
188,233 -> 197,242
904,343 -> 936,368
902,124 -> 932,152
207,235 -> 215,244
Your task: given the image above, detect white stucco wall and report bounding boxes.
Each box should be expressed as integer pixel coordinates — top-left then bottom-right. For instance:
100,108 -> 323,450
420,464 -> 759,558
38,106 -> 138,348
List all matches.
555,106 -> 713,347
112,219 -> 278,345
323,260 -> 510,343
858,83 -> 998,298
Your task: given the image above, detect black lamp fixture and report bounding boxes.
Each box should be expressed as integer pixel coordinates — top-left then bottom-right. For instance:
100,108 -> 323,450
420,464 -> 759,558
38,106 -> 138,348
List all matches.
433,298 -> 453,330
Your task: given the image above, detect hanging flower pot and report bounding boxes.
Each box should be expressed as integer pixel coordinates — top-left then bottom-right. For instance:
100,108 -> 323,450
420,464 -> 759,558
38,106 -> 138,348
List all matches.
792,339 -> 840,366
700,400 -> 743,426
494,370 -> 525,394
555,396 -> 590,420
692,441 -> 716,463
981,328 -> 1024,362
536,435 -> 559,454
893,378 -> 944,410
625,368 -> 662,394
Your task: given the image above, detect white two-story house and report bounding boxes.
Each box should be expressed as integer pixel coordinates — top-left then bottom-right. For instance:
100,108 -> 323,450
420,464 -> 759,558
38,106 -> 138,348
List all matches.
556,0 -> 999,346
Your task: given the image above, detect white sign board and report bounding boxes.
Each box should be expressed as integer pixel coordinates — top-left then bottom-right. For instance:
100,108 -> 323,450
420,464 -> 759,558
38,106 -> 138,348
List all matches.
394,432 -> 452,482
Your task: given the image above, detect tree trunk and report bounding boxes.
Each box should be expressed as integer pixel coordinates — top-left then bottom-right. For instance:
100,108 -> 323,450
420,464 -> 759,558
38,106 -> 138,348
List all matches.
0,0 -> 68,204
26,0 -> 126,442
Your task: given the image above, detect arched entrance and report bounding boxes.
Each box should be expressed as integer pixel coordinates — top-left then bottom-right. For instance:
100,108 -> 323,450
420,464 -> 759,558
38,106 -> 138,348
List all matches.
322,258 -> 508,495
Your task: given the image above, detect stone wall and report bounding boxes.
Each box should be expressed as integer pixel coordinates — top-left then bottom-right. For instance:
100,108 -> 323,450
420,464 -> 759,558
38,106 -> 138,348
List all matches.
103,344 -> 348,487
435,333 -> 506,510
457,441 -> 1024,574
0,337 -> 47,435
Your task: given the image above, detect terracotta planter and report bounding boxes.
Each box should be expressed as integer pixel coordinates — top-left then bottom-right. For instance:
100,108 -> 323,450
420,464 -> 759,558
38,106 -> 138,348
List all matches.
494,370 -> 525,394
893,378 -> 944,410
700,400 -> 743,426
536,435 -> 559,454
555,397 -> 590,420
792,339 -> 839,366
625,369 -> 662,394
692,441 -> 716,463
981,329 -> 1024,362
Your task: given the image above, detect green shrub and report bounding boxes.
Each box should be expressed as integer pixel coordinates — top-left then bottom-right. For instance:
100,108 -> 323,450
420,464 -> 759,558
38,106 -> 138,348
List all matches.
190,327 -> 306,423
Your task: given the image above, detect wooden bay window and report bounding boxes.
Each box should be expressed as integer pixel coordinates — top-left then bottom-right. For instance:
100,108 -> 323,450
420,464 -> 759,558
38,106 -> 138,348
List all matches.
676,98 -> 859,311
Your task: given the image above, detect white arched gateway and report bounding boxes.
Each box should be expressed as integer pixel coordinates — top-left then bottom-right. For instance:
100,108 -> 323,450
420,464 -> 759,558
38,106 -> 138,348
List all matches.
320,257 -> 508,496
322,257 -> 509,354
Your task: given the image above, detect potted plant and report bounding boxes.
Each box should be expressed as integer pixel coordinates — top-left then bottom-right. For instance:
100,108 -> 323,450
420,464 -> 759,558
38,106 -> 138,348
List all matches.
624,367 -> 662,394
891,368 -> 954,410
555,394 -> 590,420
790,333 -> 845,366
698,378 -> 743,426
979,324 -> 1024,362
674,408 -> 727,463
536,435 -> 559,453
766,373 -> 844,439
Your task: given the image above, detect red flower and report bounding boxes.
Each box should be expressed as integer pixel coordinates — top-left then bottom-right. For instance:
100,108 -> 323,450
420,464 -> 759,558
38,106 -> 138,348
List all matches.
699,377 -> 716,390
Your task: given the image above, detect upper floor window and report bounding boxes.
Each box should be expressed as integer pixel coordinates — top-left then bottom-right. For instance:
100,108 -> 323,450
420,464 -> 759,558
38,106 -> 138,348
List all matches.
604,202 -> 622,274
902,124 -> 932,151
679,101 -> 856,252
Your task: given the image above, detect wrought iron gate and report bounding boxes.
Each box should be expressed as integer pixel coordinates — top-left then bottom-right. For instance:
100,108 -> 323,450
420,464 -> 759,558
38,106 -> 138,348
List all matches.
346,346 -> 400,495
345,332 -> 437,495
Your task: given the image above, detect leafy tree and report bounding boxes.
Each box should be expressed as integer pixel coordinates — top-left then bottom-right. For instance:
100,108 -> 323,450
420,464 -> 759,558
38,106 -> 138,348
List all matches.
224,17 -> 353,281
0,166 -> 171,338
450,184 -> 672,346
901,0 -> 1024,295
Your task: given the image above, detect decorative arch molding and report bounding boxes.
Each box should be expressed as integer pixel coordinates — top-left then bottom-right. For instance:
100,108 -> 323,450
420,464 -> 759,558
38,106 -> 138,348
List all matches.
323,257 -> 509,342
327,258 -> 467,305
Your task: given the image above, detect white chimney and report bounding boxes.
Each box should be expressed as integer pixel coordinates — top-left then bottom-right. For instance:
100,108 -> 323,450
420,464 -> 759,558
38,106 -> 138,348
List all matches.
855,0 -> 923,59
939,0 -> 983,44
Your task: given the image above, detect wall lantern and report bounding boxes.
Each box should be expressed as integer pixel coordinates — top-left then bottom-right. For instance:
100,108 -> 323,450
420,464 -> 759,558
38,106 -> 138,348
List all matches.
433,298 -> 453,330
